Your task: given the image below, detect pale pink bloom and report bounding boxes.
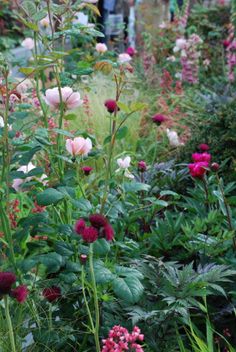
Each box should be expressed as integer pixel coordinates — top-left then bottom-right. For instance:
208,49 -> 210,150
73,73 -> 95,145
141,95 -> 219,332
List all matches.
21,38 -> 34,50
117,156 -> 131,169
118,53 -> 132,64
173,38 -> 187,53
12,162 -> 48,191
44,87 -> 83,110
40,15 -> 50,27
66,137 -> 92,157
95,43 -> 108,53
166,129 -> 184,147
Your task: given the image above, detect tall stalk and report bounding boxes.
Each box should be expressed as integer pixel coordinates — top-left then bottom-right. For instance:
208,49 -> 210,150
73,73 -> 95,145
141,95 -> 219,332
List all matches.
4,296 -> 16,352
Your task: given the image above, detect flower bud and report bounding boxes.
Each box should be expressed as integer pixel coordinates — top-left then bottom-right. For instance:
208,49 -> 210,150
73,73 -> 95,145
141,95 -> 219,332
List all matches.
211,162 -> 219,172
80,254 -> 88,264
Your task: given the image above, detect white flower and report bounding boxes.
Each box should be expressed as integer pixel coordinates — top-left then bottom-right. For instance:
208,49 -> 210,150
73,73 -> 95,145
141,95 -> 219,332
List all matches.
117,156 -> 131,169
73,12 -> 89,25
118,53 -> 132,64
166,56 -> 176,62
173,38 -> 187,53
21,38 -> 34,50
166,129 -> 184,147
0,116 -> 4,128
95,43 -> 108,53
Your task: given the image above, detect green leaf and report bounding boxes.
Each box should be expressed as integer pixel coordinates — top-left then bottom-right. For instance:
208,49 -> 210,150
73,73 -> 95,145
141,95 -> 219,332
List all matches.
55,241 -> 74,257
64,113 -> 77,121
117,102 -> 131,113
94,261 -> 114,284
93,239 -> 110,255
38,252 -> 64,273
116,126 -> 128,140
36,188 -> 65,206
112,275 -> 144,303
123,182 -> 150,193
52,128 -> 74,137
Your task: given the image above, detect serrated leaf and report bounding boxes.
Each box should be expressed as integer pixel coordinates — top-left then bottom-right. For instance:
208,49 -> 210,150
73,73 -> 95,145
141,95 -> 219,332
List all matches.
112,276 -> 144,303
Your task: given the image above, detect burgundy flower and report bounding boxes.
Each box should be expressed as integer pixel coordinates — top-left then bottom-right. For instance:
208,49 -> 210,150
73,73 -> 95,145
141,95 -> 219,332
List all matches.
81,226 -> 98,243
125,47 -> 135,57
223,40 -> 230,48
75,218 -> 86,235
211,162 -> 219,171
138,161 -> 147,172
82,166 -> 93,176
152,114 -> 166,125
104,99 -> 118,114
198,143 -> 209,152
43,286 -> 61,302
89,214 -> 108,229
11,285 -> 28,303
102,224 -> 114,241
188,161 -> 209,178
80,254 -> 88,264
192,152 -> 211,163
0,272 -> 16,294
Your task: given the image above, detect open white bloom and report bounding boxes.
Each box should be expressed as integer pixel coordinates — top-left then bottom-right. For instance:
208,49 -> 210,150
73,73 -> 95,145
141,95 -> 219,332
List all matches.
117,156 -> 131,169
166,129 -> 184,147
118,53 -> 132,64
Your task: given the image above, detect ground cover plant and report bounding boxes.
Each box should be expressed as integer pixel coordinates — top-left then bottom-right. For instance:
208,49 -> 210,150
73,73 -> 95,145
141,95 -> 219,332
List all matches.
0,0 -> 236,351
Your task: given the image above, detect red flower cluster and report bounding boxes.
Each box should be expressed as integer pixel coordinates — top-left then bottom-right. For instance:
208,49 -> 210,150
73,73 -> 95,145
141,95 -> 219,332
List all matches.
74,214 -> 114,243
0,272 -> 28,303
102,325 -> 144,352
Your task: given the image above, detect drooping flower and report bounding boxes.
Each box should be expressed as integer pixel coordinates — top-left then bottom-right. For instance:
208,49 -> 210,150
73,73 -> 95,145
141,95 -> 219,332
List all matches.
166,129 -> 184,147
104,99 -> 118,114
44,87 -> 83,110
11,285 -> 28,303
118,53 -> 132,64
43,286 -> 61,302
0,272 -> 16,294
188,161 -> 209,178
192,152 -> 211,163
96,43 -> 108,53
138,161 -> 147,172
102,224 -> 114,241
75,218 -> 86,235
82,166 -> 93,175
117,156 -> 131,169
66,137 -> 92,157
81,226 -> 98,243
89,214 -> 108,229
21,38 -> 34,50
199,143 -> 209,152
152,114 -> 166,125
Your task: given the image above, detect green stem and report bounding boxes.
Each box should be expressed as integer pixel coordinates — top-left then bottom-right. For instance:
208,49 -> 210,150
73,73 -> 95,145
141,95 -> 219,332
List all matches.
81,266 -> 95,333
48,304 -> 53,330
89,244 -> 101,352
4,296 -> 16,352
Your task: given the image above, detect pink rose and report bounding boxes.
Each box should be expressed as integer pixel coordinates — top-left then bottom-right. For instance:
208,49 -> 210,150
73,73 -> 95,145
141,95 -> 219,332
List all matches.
66,137 -> 92,157
118,53 -> 132,64
44,87 -> 83,110
96,43 -> 107,53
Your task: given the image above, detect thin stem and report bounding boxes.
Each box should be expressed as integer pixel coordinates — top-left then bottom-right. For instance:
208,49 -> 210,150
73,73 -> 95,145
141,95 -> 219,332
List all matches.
4,296 -> 16,352
81,266 -> 95,333
89,244 -> 101,352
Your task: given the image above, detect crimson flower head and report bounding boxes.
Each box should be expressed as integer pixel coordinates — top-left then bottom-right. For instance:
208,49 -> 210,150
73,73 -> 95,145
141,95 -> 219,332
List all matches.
125,47 -> 135,57
211,162 -> 220,172
199,143 -> 209,152
11,285 -> 28,303
102,224 -> 114,241
0,272 -> 16,294
81,226 -> 98,243
223,39 -> 230,48
152,114 -> 166,125
89,214 -> 108,229
192,152 -> 211,163
138,161 -> 147,172
188,161 -> 209,178
104,99 -> 118,114
43,286 -> 61,302
82,166 -> 93,176
75,218 -> 86,235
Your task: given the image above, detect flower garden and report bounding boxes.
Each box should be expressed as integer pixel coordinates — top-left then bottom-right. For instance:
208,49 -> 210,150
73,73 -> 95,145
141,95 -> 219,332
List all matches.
1,0 -> 236,351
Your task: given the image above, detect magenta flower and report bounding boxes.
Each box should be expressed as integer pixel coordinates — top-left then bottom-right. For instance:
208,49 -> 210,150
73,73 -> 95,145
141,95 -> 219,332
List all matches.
102,224 -> 114,241
81,226 -> 98,243
125,47 -> 135,57
104,99 -> 118,114
188,161 -> 209,178
66,137 -> 92,157
11,285 -> 28,303
102,325 -> 144,352
75,218 -> 86,235
199,143 -> 209,152
192,152 -> 211,163
82,166 -> 93,176
152,114 -> 166,125
43,286 -> 61,302
44,87 -> 83,110
0,272 -> 16,294
138,161 -> 147,172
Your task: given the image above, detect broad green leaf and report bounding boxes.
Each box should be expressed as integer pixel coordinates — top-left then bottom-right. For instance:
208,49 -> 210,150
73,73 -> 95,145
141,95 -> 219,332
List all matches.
112,275 -> 144,303
36,188 -> 65,206
93,239 -> 110,255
